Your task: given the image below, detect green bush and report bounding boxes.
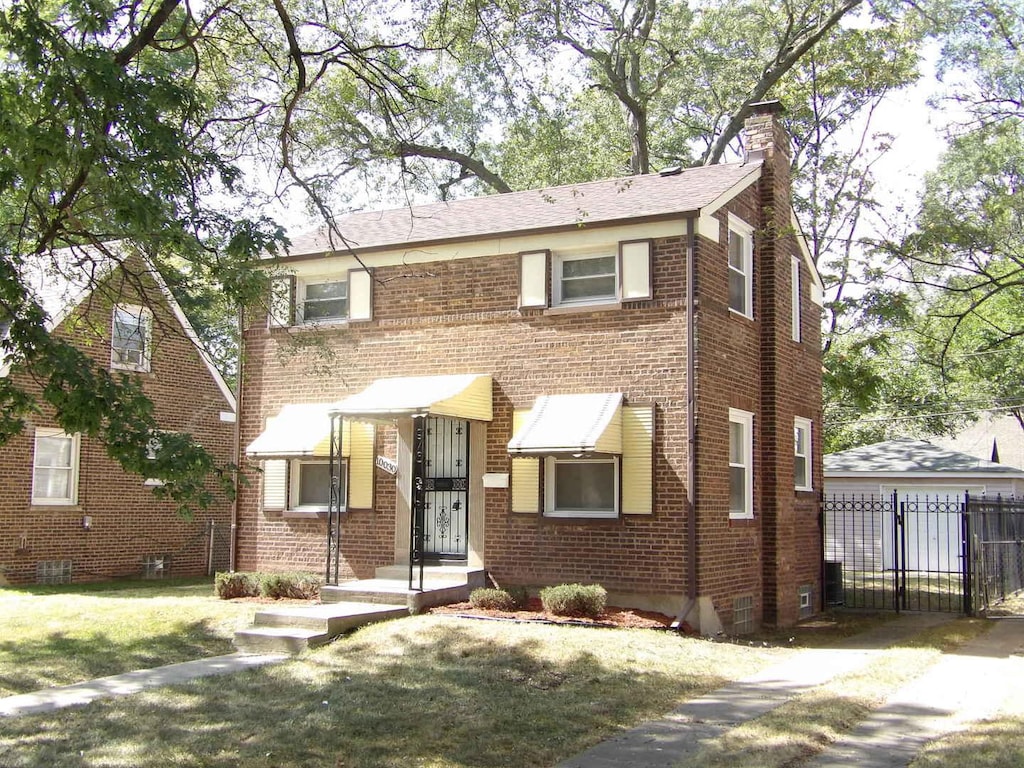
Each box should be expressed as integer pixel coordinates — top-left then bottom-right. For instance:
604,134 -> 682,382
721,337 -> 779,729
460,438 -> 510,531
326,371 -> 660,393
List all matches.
260,572 -> 321,600
506,585 -> 531,609
540,583 -> 607,618
469,587 -> 518,611
214,572 -> 260,599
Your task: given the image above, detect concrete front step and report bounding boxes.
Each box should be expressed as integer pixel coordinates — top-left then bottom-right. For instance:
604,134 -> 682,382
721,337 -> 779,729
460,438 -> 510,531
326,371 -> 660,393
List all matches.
233,626 -> 332,654
235,603 -> 411,654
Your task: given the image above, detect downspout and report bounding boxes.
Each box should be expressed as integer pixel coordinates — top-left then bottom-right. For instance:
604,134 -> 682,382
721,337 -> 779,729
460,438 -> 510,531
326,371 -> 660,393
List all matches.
674,215 -> 699,628
229,303 -> 243,573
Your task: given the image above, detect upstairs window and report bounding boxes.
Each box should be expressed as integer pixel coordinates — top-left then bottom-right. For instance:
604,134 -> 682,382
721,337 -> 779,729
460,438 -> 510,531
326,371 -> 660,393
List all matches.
300,279 -> 348,323
555,252 -> 617,305
519,241 -> 652,310
791,256 -> 802,342
269,271 -> 373,327
728,214 -> 753,318
32,429 -> 80,506
111,304 -> 152,372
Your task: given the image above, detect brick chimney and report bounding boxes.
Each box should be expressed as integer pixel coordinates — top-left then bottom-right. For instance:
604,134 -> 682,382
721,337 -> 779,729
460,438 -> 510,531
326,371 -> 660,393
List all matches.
743,100 -> 791,164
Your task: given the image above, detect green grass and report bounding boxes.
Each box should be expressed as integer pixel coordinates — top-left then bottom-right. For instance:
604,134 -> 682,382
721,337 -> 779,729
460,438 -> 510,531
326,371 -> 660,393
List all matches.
0,579 -> 257,696
0,615 -> 786,768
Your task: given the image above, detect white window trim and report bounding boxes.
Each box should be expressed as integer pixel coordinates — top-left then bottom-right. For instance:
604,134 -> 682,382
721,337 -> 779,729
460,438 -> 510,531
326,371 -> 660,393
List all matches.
32,428 -> 80,506
552,249 -> 619,308
297,277 -> 349,325
543,455 -> 619,519
287,458 -> 347,513
727,214 -> 754,319
794,417 -> 813,492
791,256 -> 802,342
110,304 -> 153,372
729,408 -> 754,520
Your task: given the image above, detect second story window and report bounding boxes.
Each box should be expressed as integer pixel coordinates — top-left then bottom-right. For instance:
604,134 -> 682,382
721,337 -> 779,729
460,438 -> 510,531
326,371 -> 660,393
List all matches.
728,214 -> 753,318
111,304 -> 152,372
300,279 -> 348,323
555,252 -> 617,305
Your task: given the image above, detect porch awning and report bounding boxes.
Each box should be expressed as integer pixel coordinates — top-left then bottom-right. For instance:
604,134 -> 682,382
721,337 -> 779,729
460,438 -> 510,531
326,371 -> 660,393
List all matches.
245,403 -> 347,459
508,393 -> 623,456
331,373 -> 492,422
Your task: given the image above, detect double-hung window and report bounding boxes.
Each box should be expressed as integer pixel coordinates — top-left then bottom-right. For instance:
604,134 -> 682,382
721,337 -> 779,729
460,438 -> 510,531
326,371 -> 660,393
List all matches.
791,256 -> 802,342
729,409 -> 754,519
300,279 -> 348,323
555,252 -> 617,305
544,456 -> 619,518
794,418 -> 812,491
728,214 -> 753,318
32,429 -> 80,505
288,459 -> 347,513
111,304 -> 152,372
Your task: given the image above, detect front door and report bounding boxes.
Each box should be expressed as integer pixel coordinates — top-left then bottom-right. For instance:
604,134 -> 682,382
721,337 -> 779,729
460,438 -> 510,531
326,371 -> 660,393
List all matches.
422,416 -> 469,559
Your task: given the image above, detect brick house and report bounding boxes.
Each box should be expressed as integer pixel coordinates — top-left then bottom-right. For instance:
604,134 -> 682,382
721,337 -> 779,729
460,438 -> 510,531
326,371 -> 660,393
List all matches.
238,101 -> 825,632
0,252 -> 237,585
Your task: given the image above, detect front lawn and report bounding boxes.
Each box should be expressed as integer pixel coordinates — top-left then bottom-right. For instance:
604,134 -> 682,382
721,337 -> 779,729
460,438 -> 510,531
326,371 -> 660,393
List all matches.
0,579 -> 256,697
0,615 -> 787,767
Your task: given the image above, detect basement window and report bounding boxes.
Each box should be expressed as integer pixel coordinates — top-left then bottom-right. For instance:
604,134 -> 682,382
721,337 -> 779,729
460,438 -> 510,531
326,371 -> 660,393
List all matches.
143,554 -> 171,579
37,560 -> 73,585
799,585 -> 814,618
733,595 -> 754,634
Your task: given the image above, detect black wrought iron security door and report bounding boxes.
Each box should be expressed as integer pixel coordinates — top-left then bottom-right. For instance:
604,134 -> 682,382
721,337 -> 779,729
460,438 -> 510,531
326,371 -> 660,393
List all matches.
422,417 -> 469,558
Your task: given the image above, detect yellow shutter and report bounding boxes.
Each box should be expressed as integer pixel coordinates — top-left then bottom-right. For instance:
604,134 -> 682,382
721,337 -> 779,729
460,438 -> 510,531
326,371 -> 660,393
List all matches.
349,269 -> 373,321
519,251 -> 549,308
510,410 -> 540,513
262,459 -> 287,511
268,275 -> 295,327
622,404 -> 654,514
347,420 -> 375,509
620,240 -> 653,300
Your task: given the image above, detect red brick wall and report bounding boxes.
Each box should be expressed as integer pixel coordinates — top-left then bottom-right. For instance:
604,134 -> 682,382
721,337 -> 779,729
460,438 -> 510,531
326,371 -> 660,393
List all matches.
0,265 -> 236,585
238,173 -> 824,627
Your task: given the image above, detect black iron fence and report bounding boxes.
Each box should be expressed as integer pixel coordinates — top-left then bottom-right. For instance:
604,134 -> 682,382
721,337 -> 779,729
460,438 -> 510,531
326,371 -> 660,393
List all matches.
823,492 -> 1024,615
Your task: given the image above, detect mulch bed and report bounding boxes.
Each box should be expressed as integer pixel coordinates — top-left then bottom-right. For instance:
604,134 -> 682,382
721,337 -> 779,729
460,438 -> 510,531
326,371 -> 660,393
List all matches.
427,597 -> 676,630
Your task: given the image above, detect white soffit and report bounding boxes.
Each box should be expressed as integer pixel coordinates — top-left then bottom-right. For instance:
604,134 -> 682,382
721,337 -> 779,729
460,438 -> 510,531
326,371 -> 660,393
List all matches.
508,392 -> 623,456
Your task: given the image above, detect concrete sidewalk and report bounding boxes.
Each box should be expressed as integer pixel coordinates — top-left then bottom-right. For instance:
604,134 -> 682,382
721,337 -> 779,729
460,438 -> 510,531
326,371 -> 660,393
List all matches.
805,617 -> 1024,767
559,613 -> 1023,768
0,652 -> 286,717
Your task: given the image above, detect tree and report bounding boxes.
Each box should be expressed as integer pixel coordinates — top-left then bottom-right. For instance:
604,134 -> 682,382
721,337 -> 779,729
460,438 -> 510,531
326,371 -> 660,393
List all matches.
0,0 -> 436,513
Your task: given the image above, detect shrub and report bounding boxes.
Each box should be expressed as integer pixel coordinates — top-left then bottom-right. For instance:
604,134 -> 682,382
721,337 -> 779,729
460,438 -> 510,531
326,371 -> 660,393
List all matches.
506,585 -> 531,609
215,572 -> 260,600
469,587 -> 518,611
540,583 -> 607,618
260,572 -> 321,600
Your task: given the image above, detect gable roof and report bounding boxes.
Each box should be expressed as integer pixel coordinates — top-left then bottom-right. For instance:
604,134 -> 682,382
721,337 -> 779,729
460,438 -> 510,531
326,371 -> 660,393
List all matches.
1,247 -> 236,412
285,161 -> 764,257
825,438 -> 1024,477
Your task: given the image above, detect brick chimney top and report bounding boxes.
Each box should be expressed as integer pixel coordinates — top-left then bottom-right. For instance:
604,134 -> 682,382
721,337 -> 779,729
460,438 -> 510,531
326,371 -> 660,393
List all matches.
743,100 -> 790,163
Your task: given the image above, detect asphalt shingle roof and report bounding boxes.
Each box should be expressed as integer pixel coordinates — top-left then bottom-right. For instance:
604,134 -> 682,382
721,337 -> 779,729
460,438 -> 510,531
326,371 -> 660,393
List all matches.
824,438 -> 1024,475
286,161 -> 762,256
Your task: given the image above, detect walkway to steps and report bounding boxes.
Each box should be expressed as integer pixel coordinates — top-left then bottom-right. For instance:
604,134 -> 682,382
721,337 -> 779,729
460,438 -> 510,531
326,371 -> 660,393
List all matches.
233,564 -> 485,654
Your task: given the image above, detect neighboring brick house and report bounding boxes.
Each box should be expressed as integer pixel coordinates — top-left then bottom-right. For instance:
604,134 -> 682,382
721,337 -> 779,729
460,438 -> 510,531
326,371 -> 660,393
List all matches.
0,252 -> 237,585
238,101 -> 825,632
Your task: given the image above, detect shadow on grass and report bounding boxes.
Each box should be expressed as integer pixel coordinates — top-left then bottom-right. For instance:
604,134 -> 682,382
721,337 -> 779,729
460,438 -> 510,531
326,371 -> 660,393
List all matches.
910,716 -> 1024,768
0,621 -> 235,697
0,621 -> 728,768
0,577 -> 216,600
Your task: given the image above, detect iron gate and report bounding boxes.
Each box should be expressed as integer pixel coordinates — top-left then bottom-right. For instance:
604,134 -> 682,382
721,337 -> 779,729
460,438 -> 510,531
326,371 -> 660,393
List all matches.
823,492 -> 967,613
966,495 -> 1024,614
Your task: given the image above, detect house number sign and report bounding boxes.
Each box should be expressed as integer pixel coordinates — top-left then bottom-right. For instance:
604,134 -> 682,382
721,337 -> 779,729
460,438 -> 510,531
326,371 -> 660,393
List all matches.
375,455 -> 399,475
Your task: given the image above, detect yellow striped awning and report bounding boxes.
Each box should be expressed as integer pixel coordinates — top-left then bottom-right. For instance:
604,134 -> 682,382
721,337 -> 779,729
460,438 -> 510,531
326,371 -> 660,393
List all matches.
508,393 -> 623,456
245,404 -> 355,459
331,373 -> 492,421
